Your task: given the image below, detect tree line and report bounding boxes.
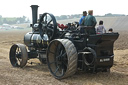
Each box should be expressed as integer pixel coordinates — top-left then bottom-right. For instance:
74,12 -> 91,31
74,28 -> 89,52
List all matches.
0,13 -> 126,25
0,15 -> 30,25
55,13 -> 126,20
0,14 -> 82,25
55,14 -> 82,20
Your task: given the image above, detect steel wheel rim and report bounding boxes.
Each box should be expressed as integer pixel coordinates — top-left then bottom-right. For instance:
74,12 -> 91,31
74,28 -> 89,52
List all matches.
10,45 -> 22,67
47,41 -> 68,78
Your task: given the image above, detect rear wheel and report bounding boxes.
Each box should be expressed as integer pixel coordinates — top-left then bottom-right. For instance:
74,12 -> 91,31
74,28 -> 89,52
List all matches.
9,44 -> 28,68
47,39 -> 78,79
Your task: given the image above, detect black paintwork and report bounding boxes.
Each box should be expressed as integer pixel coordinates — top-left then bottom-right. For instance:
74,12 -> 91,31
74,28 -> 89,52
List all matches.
24,5 -> 119,72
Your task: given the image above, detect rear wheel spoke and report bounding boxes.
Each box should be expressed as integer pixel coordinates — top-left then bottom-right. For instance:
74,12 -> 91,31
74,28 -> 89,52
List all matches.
54,66 -> 60,75
62,61 -> 67,67
62,52 -> 66,57
60,69 -> 64,76
56,55 -> 60,59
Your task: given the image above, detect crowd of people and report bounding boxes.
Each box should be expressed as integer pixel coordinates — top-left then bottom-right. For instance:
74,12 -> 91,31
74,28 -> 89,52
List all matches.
79,10 -> 113,34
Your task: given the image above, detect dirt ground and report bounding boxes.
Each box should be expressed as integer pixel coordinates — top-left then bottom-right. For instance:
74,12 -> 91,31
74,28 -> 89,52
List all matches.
0,29 -> 128,85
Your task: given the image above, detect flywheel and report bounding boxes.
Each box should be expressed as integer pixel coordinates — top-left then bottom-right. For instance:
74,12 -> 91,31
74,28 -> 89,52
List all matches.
39,13 -> 57,41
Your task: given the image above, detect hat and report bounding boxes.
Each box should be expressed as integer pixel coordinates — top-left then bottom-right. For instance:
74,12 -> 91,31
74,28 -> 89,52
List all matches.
88,10 -> 93,15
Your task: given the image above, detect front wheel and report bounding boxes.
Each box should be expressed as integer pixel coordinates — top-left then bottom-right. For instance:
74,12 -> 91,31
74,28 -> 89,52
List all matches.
9,44 -> 28,68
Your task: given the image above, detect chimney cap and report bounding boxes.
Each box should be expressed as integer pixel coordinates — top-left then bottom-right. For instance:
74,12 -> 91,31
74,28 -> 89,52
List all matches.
30,5 -> 39,7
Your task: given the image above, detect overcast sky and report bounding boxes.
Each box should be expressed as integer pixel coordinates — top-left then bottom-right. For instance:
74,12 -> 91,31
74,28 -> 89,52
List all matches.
0,0 -> 127,19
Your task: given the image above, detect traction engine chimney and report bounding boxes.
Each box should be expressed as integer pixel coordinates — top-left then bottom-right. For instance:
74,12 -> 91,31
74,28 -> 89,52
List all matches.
30,5 -> 39,31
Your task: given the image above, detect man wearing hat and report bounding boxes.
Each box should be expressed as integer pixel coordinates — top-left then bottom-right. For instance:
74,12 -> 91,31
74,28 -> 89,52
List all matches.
81,10 -> 97,35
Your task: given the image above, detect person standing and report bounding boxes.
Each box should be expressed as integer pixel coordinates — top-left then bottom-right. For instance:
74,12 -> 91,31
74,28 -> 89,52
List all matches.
81,10 -> 97,35
96,20 -> 106,34
79,11 -> 87,25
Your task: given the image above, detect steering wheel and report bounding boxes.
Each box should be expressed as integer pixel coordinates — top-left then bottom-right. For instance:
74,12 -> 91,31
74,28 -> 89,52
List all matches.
39,13 -> 57,41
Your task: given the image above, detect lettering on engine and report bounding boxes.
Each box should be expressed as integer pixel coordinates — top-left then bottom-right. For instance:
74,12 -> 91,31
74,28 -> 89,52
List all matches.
100,58 -> 110,62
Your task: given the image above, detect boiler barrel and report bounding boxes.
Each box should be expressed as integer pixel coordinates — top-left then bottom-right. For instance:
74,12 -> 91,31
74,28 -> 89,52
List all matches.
24,32 -> 48,48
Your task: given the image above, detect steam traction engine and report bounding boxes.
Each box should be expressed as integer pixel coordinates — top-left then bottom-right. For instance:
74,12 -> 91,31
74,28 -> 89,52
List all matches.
9,5 -> 119,79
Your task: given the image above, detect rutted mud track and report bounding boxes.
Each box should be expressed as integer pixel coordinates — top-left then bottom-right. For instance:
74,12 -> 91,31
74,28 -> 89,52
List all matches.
0,29 -> 128,85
